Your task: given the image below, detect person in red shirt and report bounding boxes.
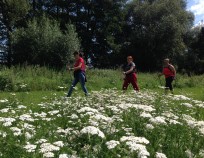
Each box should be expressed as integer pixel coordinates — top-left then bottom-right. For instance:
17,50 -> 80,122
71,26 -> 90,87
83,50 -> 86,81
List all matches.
67,51 -> 88,97
159,58 -> 176,94
122,56 -> 139,92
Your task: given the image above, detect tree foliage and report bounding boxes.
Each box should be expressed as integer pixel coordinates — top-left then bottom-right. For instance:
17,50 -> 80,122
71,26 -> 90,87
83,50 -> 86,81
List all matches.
11,15 -> 80,67
121,0 -> 194,71
0,0 -> 30,65
1,0 -> 203,73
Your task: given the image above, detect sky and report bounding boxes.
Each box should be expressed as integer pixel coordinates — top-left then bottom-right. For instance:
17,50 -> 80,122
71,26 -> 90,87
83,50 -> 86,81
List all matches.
187,0 -> 204,26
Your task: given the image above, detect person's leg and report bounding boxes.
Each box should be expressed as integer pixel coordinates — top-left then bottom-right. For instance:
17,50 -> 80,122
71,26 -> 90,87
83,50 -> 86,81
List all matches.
67,77 -> 79,97
122,76 -> 130,91
79,72 -> 88,96
130,73 -> 139,91
165,77 -> 172,94
168,77 -> 174,93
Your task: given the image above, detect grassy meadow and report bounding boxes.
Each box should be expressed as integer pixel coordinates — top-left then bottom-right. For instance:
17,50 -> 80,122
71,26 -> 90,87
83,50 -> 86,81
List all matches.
0,66 -> 204,158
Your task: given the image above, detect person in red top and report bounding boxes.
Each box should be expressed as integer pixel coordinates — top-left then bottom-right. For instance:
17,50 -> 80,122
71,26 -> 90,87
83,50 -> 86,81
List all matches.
122,56 -> 139,92
159,58 -> 176,94
67,51 -> 88,97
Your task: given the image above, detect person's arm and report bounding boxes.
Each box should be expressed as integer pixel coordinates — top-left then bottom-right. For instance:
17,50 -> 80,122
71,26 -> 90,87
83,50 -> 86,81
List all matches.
70,58 -> 83,71
158,68 -> 164,77
124,66 -> 134,75
74,62 -> 82,71
169,64 -> 176,75
158,73 -> 163,77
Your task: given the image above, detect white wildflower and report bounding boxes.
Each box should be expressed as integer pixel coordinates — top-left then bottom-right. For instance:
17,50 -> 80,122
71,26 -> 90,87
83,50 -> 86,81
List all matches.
34,112 -> 47,118
150,116 -> 166,125
43,152 -> 54,158
42,118 -> 52,121
89,120 -> 99,127
59,154 -> 69,158
0,99 -> 8,103
70,114 -> 78,119
91,114 -> 113,123
77,107 -> 99,114
120,136 -> 149,144
155,152 -> 167,158
145,124 -> 154,130
40,143 -> 60,153
199,149 -> 204,157
125,141 -> 149,156
0,117 -> 16,127
185,149 -> 193,158
17,105 -> 27,109
80,126 -> 105,138
25,132 -> 34,139
35,139 -> 48,144
10,127 -> 22,136
53,141 -> 64,147
172,95 -> 191,101
181,103 -> 193,108
0,131 -> 7,137
0,108 -> 9,113
19,114 -> 34,122
106,140 -> 120,149
24,144 -> 37,152
169,119 -> 182,125
140,112 -> 152,118
48,110 -> 59,115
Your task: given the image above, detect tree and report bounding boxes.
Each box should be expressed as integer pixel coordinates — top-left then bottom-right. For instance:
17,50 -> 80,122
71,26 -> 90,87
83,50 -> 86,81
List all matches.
122,0 -> 194,71
0,0 -> 30,66
11,15 -> 80,67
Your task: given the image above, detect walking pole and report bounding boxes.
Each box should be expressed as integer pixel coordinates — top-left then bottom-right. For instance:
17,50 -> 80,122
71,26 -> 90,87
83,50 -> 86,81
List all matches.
66,62 -> 73,83
157,75 -> 166,89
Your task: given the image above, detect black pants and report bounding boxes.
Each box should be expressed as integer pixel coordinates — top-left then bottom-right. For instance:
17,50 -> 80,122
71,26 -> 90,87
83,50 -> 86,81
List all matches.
165,76 -> 174,91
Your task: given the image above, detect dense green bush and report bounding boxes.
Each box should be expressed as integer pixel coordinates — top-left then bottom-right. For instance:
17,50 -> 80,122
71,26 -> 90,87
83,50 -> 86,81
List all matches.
0,72 -> 13,91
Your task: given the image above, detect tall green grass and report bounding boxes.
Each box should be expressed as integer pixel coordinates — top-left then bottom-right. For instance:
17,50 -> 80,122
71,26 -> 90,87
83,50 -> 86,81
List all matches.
0,65 -> 204,100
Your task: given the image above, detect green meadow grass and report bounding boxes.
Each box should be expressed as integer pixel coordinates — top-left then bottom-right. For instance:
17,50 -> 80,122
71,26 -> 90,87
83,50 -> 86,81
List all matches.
0,66 -> 203,102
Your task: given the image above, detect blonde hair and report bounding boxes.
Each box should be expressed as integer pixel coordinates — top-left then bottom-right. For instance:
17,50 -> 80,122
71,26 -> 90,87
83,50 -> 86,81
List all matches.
164,58 -> 169,62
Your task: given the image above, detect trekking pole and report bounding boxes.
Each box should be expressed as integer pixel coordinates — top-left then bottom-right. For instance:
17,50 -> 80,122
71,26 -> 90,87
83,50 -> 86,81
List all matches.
66,62 -> 73,83
157,74 -> 165,89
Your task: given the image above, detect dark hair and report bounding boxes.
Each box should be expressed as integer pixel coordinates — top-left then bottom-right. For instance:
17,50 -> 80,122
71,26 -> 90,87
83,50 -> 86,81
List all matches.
73,51 -> 83,57
73,51 -> 79,56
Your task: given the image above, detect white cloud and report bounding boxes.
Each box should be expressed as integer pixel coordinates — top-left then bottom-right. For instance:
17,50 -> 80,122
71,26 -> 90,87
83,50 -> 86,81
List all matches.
190,0 -> 204,15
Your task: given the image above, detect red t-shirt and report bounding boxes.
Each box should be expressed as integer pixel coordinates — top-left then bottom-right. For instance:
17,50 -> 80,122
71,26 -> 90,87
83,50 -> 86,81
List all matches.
163,65 -> 175,78
74,57 -> 86,71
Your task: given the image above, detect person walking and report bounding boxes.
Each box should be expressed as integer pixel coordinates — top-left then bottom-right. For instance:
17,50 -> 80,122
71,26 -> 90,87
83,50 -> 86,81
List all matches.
159,58 -> 176,94
67,51 -> 88,97
122,56 -> 139,92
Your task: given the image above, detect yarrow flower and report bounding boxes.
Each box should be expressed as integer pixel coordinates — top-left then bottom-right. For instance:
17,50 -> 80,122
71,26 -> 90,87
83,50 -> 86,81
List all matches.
43,152 -> 54,158
77,107 -> 99,114
39,143 -> 60,153
59,154 -> 69,158
106,140 -> 120,149
80,126 -> 105,138
19,114 -> 34,122
181,103 -> 193,108
53,141 -> 64,147
0,99 -> 8,103
0,117 -> 16,127
24,144 -> 37,153
155,152 -> 167,158
149,116 -> 166,125
10,127 -> 22,136
120,136 -> 149,144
